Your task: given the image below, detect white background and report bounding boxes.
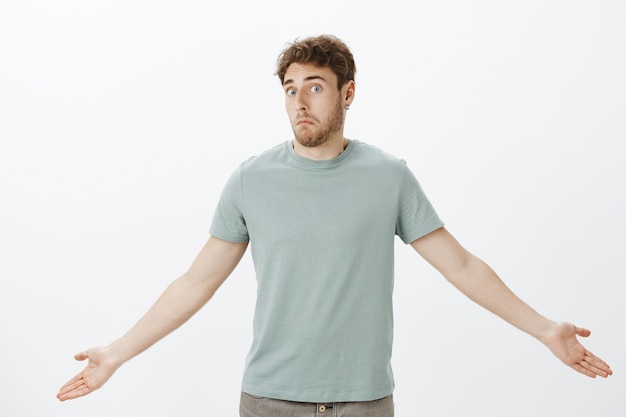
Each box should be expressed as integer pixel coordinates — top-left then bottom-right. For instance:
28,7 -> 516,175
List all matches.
1,1 -> 624,416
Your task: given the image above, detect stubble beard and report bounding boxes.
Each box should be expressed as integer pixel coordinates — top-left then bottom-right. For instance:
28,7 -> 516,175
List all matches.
293,96 -> 344,148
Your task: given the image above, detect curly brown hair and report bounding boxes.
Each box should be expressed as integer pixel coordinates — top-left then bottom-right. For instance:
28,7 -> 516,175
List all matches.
275,35 -> 356,90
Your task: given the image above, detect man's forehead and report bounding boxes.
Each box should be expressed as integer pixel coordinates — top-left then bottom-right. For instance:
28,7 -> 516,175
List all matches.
283,63 -> 335,85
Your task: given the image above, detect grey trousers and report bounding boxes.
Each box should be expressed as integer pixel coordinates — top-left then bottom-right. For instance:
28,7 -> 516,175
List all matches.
239,392 -> 394,417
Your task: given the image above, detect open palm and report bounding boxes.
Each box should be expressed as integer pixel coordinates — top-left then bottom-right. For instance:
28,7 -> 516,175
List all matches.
57,346 -> 119,401
542,322 -> 612,378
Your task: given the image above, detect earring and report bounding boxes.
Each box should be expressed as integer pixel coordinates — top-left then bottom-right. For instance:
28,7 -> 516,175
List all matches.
345,104 -> 350,110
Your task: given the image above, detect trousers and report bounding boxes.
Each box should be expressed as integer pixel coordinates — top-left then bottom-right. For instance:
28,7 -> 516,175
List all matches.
239,392 -> 394,417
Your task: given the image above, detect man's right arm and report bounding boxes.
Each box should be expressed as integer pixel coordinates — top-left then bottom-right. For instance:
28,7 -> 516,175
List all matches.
56,236 -> 249,401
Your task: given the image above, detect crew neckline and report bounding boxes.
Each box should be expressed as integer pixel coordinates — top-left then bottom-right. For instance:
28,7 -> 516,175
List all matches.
286,139 -> 356,169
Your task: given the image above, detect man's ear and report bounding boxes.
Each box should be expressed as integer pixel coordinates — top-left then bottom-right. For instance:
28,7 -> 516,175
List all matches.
344,80 -> 356,106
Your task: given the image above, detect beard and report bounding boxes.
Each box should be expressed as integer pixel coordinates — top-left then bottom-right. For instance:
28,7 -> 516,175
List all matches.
293,96 -> 344,148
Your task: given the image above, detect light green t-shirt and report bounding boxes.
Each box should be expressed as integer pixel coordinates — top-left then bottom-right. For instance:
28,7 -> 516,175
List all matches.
210,140 -> 443,403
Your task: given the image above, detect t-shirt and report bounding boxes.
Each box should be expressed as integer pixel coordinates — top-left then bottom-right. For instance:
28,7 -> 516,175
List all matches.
209,139 -> 443,403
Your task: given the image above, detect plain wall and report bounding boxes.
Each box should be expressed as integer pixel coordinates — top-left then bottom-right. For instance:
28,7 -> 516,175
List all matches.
1,1 -> 624,416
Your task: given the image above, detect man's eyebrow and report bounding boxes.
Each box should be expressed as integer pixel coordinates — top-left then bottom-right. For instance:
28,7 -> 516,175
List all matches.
283,75 -> 328,86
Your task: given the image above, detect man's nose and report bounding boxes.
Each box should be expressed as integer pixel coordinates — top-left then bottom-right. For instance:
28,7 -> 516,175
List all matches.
294,92 -> 308,111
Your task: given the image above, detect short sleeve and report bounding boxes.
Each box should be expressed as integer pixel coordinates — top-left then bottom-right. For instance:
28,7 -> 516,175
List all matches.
209,166 -> 250,243
395,163 -> 444,244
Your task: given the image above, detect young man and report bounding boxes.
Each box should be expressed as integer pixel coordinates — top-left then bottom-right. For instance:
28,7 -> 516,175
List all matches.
57,35 -> 612,416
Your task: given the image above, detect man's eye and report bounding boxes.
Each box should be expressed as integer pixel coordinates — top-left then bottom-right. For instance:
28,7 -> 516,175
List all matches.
311,85 -> 321,93
286,89 -> 296,96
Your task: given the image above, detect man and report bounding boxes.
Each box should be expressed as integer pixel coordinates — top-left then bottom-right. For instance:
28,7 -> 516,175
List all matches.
57,35 -> 612,416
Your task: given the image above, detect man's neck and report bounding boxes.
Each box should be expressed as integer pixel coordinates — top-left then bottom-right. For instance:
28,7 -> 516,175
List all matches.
292,136 -> 349,161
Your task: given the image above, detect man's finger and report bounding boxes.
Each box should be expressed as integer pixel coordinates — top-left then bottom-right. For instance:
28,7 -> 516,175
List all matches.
74,351 -> 88,361
574,326 -> 591,338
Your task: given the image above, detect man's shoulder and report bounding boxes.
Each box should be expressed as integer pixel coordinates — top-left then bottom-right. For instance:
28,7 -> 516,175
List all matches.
352,140 -> 407,169
238,141 -> 288,171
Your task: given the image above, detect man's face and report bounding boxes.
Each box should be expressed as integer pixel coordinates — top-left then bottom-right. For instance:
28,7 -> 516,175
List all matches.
283,63 -> 348,148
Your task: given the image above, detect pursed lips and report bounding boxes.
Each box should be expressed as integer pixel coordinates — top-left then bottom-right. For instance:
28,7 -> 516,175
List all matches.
296,117 -> 314,126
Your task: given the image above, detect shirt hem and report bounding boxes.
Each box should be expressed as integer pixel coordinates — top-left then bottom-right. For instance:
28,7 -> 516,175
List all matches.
241,384 -> 394,403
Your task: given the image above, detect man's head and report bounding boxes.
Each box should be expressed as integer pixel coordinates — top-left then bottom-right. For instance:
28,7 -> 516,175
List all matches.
277,35 -> 357,151
276,34 -> 356,90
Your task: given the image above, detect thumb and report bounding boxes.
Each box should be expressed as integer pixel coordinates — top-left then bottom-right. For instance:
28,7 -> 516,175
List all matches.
74,351 -> 89,361
575,326 -> 591,338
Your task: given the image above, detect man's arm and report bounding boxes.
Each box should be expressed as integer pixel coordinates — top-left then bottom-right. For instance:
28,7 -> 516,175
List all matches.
56,236 -> 249,401
410,227 -> 612,378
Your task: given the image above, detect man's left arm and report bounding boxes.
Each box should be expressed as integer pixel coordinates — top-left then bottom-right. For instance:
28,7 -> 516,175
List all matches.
410,227 -> 612,378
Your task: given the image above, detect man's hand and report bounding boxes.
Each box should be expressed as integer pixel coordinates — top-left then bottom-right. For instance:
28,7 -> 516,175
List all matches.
57,347 -> 119,401
541,322 -> 612,378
